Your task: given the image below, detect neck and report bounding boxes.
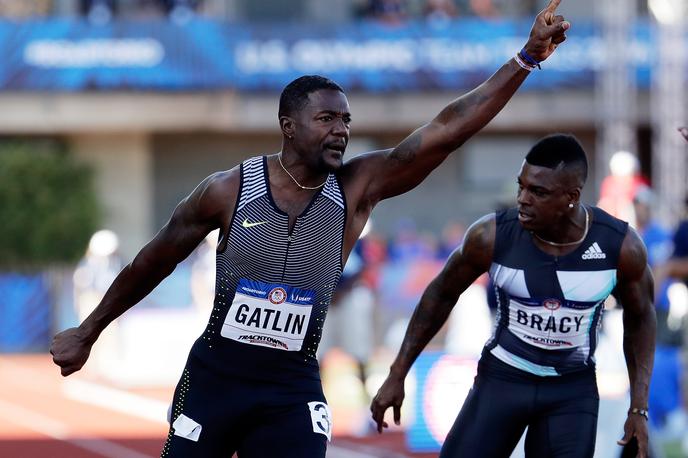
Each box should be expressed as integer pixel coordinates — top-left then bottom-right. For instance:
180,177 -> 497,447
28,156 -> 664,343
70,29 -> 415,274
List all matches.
277,153 -> 328,191
532,205 -> 589,247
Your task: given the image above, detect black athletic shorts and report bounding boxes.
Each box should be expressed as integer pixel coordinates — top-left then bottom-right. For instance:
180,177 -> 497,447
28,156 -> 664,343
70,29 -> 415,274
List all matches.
160,354 -> 331,458
440,353 -> 599,458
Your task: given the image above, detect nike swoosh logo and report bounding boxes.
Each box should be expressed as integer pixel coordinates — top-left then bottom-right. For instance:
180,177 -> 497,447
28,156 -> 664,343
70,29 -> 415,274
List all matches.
242,218 -> 269,228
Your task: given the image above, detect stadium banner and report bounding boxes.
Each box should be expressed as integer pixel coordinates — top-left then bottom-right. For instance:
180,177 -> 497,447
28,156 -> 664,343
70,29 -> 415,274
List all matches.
0,18 -> 662,92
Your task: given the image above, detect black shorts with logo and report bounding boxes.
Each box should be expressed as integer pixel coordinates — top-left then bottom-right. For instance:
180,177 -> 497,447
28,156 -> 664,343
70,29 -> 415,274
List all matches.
160,353 -> 331,458
440,353 -> 599,458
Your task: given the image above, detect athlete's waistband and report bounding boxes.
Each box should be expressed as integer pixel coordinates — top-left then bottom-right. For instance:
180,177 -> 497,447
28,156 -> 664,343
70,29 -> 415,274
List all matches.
478,350 -> 596,384
188,337 -> 322,386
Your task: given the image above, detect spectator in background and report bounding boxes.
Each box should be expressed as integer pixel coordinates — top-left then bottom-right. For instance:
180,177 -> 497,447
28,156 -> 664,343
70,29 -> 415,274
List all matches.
80,0 -> 115,24
0,0 -> 51,19
469,0 -> 498,17
632,186 -> 682,434
598,150 -> 649,226
633,185 -> 673,268
424,0 -> 458,24
161,0 -> 201,23
318,244 -> 375,394
359,0 -> 408,24
388,218 -> 436,262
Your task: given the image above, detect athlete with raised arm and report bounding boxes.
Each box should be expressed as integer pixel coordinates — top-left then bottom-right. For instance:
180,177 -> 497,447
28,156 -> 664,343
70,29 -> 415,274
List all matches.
50,3 -> 569,456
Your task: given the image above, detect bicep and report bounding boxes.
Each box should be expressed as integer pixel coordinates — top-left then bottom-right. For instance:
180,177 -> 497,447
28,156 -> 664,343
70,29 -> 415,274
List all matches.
137,172 -> 234,268
350,122 -> 453,203
615,230 -> 654,317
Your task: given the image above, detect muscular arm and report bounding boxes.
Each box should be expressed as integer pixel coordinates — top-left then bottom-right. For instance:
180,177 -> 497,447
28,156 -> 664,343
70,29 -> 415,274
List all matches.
51,170 -> 238,376
389,215 -> 495,378
370,215 -> 494,431
345,1 -> 569,206
614,228 -> 656,412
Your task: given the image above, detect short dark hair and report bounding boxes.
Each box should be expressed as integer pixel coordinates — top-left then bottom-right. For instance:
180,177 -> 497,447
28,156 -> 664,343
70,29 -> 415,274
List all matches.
278,75 -> 344,118
525,134 -> 588,184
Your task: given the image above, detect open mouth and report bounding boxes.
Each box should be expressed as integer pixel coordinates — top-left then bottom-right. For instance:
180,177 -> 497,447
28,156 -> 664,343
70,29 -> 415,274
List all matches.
325,143 -> 346,154
518,211 -> 534,223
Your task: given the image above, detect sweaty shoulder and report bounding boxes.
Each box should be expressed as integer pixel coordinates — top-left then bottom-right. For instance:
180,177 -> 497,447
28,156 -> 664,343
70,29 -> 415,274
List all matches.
338,149 -> 394,203
193,166 -> 240,223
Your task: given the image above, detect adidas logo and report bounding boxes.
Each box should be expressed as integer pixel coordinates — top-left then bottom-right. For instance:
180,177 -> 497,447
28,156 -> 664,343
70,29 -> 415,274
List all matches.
582,242 -> 606,260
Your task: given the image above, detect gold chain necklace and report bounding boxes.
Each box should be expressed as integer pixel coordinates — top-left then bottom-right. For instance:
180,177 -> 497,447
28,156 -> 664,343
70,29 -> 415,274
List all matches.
278,153 -> 327,190
532,205 -> 589,247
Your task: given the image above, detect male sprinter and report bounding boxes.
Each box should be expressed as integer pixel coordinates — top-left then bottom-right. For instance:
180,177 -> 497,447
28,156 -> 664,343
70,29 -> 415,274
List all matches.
372,134 -> 655,458
51,3 -> 570,456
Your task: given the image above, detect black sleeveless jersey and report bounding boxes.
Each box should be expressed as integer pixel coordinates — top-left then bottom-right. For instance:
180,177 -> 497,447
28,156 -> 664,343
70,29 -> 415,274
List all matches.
189,156 -> 346,384
483,206 -> 628,376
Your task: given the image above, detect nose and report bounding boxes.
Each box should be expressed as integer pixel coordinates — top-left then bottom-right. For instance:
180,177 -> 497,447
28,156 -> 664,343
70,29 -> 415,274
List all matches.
331,118 -> 348,137
517,188 -> 530,206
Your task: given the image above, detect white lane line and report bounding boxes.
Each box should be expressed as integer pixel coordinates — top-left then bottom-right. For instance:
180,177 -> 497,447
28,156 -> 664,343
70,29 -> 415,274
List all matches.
0,398 -> 153,458
63,379 -> 169,425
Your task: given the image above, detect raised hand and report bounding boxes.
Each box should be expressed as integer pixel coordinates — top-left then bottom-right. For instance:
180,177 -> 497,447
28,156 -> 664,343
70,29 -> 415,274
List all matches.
524,0 -> 570,62
370,374 -> 405,434
50,327 -> 94,376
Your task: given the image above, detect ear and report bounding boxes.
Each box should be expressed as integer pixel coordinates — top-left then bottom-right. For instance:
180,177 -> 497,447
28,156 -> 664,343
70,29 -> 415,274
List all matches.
567,187 -> 581,205
279,116 -> 295,139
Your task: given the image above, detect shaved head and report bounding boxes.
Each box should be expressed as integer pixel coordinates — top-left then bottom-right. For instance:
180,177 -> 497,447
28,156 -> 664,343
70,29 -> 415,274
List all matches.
525,134 -> 588,187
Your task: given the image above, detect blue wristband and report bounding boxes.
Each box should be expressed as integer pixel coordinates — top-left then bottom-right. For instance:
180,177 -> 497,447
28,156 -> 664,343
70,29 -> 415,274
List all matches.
519,48 -> 541,70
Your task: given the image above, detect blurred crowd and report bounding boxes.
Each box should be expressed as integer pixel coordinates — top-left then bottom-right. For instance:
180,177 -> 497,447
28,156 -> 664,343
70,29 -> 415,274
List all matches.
0,0 -> 548,22
353,0 -> 542,23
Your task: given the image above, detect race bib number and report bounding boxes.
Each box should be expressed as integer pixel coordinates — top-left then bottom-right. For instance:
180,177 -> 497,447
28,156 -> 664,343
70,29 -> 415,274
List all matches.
221,278 -> 315,351
508,297 -> 601,350
308,401 -> 332,441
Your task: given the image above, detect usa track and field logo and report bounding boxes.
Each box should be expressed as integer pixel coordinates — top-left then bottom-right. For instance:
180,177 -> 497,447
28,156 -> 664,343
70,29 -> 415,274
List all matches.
543,298 -> 561,310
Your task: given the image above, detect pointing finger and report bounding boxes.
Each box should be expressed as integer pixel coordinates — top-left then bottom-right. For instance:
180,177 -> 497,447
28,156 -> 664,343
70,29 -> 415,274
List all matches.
542,0 -> 562,23
545,0 -> 562,13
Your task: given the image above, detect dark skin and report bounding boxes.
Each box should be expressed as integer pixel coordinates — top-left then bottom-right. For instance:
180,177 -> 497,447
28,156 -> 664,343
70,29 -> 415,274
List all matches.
50,1 -> 569,380
370,161 -> 656,458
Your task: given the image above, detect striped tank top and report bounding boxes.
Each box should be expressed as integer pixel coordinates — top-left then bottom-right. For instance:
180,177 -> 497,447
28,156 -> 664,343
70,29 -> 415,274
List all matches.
189,156 -> 346,383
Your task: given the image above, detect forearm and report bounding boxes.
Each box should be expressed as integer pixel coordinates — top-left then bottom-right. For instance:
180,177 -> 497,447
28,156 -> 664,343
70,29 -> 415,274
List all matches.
434,58 -> 529,150
389,285 -> 457,378
623,307 -> 656,410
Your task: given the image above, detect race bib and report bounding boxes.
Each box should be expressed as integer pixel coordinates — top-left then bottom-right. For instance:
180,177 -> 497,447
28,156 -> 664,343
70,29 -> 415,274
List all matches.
308,401 -> 332,441
507,297 -> 601,350
221,278 -> 315,351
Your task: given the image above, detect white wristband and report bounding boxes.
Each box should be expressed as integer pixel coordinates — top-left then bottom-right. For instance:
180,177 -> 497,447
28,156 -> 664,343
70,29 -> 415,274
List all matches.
514,53 -> 535,72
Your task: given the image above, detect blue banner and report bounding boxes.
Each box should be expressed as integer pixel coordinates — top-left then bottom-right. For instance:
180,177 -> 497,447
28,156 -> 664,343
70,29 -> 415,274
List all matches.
0,18 -> 673,92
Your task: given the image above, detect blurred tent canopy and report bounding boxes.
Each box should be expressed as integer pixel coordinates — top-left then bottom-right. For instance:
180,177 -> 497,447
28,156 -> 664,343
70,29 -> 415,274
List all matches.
0,140 -> 99,271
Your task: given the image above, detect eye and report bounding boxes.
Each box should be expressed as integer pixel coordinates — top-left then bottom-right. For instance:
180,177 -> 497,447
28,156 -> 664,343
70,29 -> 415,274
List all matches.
343,116 -> 352,124
320,115 -> 333,122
